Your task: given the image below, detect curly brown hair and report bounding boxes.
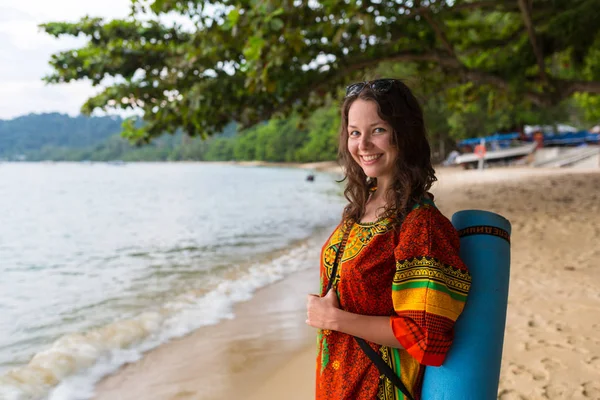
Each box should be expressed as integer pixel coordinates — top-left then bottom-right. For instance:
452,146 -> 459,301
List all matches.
338,79 -> 437,226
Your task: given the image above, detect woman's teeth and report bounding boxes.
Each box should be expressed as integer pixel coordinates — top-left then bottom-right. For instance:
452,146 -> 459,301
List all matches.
362,154 -> 382,162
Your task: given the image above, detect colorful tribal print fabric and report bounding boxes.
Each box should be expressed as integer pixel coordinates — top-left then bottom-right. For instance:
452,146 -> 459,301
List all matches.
316,199 -> 471,400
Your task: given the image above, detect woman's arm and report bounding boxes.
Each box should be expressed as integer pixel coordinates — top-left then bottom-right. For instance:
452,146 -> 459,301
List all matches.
306,290 -> 404,349
333,308 -> 405,349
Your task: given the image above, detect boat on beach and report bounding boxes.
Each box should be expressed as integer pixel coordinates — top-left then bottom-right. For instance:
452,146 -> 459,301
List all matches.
453,141 -> 537,168
452,129 -> 599,168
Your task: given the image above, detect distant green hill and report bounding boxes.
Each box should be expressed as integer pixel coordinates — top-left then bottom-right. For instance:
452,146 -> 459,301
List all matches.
0,113 -> 123,159
0,109 -> 338,163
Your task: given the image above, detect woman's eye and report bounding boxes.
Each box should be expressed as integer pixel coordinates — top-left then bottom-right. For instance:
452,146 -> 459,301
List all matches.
374,127 -> 386,134
350,130 -> 360,137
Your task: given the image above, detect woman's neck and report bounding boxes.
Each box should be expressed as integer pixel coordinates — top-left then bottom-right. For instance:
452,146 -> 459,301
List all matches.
369,178 -> 393,208
374,176 -> 392,198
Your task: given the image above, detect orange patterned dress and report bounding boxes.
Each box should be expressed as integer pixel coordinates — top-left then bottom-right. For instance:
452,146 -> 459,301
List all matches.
316,199 -> 472,399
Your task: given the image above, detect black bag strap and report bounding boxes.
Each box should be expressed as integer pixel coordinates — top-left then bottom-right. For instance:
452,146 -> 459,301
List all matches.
324,220 -> 415,400
355,337 -> 415,400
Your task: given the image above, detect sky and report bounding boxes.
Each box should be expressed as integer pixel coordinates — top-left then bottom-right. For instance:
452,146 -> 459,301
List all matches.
0,0 -> 132,120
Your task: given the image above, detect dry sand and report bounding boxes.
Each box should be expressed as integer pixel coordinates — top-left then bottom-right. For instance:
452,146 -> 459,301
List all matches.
436,168 -> 600,400
93,166 -> 600,400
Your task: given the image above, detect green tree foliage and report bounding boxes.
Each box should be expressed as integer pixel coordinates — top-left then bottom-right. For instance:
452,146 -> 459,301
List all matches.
573,93 -> 600,123
40,0 -> 600,144
297,106 -> 340,162
228,106 -> 340,162
204,138 -> 234,160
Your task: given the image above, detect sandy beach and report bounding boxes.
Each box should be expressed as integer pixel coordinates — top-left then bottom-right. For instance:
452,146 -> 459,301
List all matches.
93,166 -> 600,400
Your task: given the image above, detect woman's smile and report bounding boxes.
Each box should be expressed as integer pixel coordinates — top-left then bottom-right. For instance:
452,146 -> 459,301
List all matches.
359,154 -> 383,164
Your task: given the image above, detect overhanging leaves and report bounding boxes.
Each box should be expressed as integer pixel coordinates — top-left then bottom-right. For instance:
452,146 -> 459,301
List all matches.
41,0 -> 600,142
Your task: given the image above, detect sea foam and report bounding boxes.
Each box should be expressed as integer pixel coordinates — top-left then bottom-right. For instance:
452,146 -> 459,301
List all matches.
0,242 -> 317,400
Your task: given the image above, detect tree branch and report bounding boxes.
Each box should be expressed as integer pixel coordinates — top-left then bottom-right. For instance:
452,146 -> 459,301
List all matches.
421,10 -> 457,58
459,70 -> 546,105
340,52 -> 549,106
271,45 -> 566,120
560,80 -> 600,97
426,0 -> 521,13
459,28 -> 524,55
517,0 -> 548,83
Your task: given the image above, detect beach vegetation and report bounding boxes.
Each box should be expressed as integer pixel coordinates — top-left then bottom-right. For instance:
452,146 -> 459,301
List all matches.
39,0 -> 600,147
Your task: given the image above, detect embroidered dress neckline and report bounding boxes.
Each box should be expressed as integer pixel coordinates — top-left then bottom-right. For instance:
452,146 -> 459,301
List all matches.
358,195 -> 435,226
356,217 -> 391,227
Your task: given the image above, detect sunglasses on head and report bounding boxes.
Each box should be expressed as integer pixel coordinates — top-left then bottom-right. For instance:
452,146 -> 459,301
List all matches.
345,79 -> 397,98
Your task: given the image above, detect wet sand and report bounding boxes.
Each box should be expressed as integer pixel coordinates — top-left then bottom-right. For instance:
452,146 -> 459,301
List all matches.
93,166 -> 600,400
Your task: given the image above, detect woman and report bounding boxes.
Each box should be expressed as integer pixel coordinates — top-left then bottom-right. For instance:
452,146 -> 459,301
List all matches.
306,79 -> 472,400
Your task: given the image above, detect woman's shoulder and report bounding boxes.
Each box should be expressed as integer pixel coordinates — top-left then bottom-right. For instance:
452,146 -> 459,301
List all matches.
396,198 -> 467,272
396,196 -> 460,253
402,197 -> 453,230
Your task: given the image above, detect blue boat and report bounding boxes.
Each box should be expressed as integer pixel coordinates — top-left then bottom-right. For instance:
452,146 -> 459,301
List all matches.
457,130 -> 599,148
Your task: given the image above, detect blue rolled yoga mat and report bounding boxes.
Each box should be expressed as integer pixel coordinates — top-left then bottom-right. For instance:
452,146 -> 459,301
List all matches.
421,210 -> 511,400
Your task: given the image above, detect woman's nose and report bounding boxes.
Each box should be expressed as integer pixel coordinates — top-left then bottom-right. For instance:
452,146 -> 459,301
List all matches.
358,135 -> 372,151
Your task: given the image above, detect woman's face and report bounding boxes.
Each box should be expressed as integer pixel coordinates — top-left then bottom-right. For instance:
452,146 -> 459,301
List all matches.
347,99 -> 398,181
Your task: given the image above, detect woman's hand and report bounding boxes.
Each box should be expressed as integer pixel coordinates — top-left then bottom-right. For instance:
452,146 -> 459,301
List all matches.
306,290 -> 405,349
306,289 -> 341,330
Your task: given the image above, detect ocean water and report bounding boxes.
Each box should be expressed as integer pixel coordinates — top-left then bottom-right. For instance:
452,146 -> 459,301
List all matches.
0,162 -> 344,400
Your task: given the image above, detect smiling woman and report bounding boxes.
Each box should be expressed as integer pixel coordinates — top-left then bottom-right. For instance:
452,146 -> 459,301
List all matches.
346,99 -> 398,211
306,79 -> 472,400
337,79 -> 438,227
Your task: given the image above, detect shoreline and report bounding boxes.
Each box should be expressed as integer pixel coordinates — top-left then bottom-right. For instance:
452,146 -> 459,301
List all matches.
4,159 -> 342,170
93,266 -> 320,400
0,162 -> 341,400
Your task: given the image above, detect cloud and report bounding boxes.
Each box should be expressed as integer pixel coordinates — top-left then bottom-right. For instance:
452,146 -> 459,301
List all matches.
0,6 -> 36,22
0,1 -> 131,119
